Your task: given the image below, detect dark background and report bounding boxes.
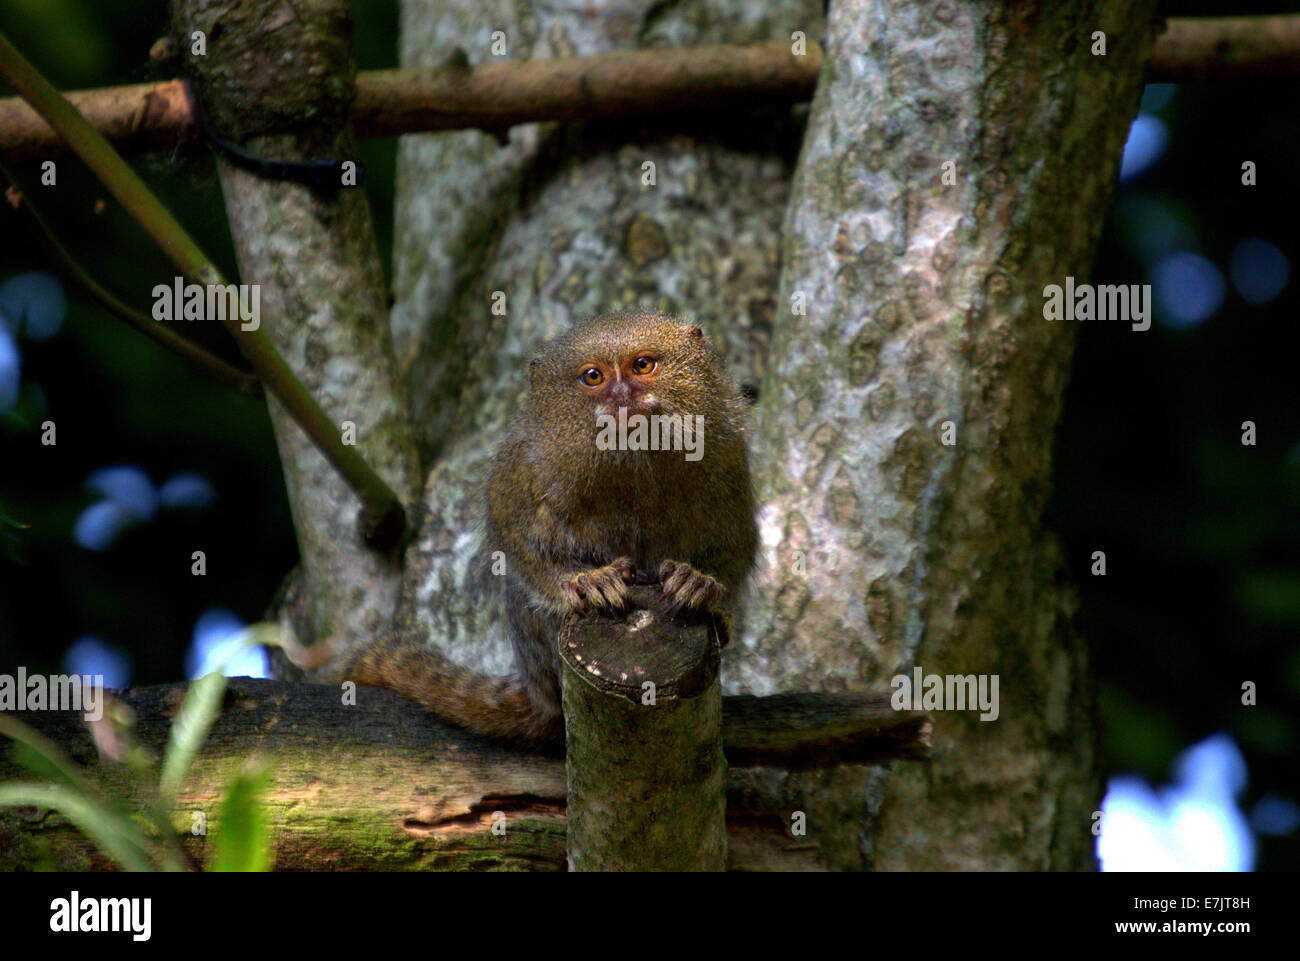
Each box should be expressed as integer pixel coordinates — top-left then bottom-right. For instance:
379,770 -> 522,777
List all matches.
0,2 -> 1295,870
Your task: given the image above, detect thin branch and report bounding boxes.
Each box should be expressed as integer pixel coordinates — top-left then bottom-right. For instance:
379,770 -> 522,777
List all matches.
0,17 -> 1296,162
354,40 -> 815,138
1149,14 -> 1300,80
0,27 -> 405,547
0,78 -> 196,162
1,167 -> 262,397
723,692 -> 932,769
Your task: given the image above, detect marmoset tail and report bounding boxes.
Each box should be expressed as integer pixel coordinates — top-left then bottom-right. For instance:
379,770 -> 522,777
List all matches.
344,309 -> 759,749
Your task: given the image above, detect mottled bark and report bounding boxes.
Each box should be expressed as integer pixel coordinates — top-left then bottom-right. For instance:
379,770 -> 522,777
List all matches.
384,0 -> 1157,869
744,2 -> 1158,869
391,0 -> 822,694
393,0 -> 1152,870
170,0 -> 421,665
156,0 -> 1162,870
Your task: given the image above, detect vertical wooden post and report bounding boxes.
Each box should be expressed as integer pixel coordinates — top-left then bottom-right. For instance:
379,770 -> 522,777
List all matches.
561,585 -> 726,871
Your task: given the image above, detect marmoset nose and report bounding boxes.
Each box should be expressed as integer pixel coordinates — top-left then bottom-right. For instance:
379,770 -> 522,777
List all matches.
604,378 -> 641,406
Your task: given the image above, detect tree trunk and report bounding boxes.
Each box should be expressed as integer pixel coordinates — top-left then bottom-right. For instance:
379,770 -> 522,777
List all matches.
389,1 -> 1156,869
388,0 -> 821,678
744,1 -> 1158,869
155,0 -> 1161,869
169,0 -> 422,670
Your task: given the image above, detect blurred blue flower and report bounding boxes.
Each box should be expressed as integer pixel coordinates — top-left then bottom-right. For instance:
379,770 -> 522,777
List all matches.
73,500 -> 135,551
1119,114 -> 1168,181
1152,252 -> 1225,329
1099,733 -> 1255,871
1250,793 -> 1300,836
159,472 -> 217,510
86,465 -> 159,522
0,270 -> 66,342
1228,238 -> 1289,306
0,324 -> 19,413
1173,732 -> 1248,796
75,465 -> 215,550
63,635 -> 133,689
184,607 -> 270,679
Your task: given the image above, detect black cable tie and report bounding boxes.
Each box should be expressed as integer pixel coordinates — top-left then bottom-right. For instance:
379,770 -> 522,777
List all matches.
183,78 -> 365,192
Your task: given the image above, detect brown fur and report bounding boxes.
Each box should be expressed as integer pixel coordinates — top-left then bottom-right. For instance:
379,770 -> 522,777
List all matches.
345,310 -> 758,749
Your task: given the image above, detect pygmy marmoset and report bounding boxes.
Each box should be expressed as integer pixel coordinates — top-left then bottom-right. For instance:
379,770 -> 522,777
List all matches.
345,310 -> 758,749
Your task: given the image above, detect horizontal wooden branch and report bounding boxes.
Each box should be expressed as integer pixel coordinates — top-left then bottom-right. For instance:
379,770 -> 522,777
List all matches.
0,17 -> 1295,161
0,675 -> 926,871
1150,14 -> 1300,81
724,692 -> 931,770
2,679 -> 568,872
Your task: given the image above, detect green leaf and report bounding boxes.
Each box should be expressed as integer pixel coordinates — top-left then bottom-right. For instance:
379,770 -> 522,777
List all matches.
8,742 -> 69,783
0,714 -> 99,796
210,759 -> 272,872
159,671 -> 227,801
0,507 -> 29,529
0,782 -> 155,872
